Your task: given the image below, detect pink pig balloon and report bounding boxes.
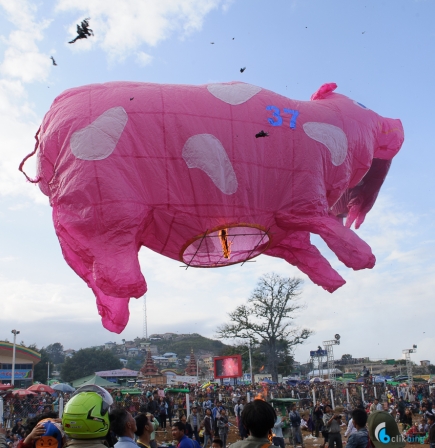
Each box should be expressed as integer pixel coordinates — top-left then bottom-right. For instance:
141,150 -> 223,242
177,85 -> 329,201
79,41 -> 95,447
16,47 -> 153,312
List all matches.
21,81 -> 404,333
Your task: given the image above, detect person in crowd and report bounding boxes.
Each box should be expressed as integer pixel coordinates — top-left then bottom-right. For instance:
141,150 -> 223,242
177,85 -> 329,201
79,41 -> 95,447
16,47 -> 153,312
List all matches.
369,399 -> 382,413
344,415 -> 357,438
313,401 -> 324,438
418,417 -> 429,434
11,422 -> 22,437
300,414 -> 310,431
147,395 -> 159,421
157,397 -> 168,430
171,422 -> 200,448
272,408 -> 286,448
234,400 -> 244,428
180,415 -> 193,439
397,397 -> 406,421
422,398 -> 433,412
425,411 -> 435,448
187,406 -> 200,441
212,402 -> 224,433
216,408 -> 229,448
323,405 -> 342,448
201,407 -> 214,448
289,404 -> 304,448
0,424 -> 8,448
135,413 -> 154,448
109,408 -> 137,448
145,413 -> 159,448
63,385 -> 115,448
345,409 -> 368,448
211,439 -> 223,448
229,400 -> 279,448
401,408 -> 413,429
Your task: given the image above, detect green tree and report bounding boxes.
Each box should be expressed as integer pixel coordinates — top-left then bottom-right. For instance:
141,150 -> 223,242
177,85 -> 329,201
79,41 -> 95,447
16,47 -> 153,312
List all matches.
341,354 -> 353,364
126,358 -> 141,370
32,347 -> 52,383
216,273 -> 312,382
45,343 -> 65,365
60,348 -> 122,382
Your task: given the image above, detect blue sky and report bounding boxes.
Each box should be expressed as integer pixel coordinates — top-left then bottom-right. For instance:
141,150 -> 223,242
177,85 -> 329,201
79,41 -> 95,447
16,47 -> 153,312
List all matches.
0,0 -> 433,366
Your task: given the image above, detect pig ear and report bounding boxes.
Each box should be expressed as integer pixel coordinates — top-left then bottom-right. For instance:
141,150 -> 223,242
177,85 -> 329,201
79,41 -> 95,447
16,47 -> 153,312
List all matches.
374,118 -> 404,160
311,83 -> 338,100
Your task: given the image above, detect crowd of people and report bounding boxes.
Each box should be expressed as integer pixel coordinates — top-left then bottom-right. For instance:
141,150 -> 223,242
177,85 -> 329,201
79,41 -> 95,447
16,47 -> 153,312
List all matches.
1,380 -> 435,448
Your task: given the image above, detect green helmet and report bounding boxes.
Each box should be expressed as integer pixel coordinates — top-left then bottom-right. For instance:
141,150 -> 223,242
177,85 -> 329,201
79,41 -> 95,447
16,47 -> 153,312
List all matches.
62,385 -> 113,439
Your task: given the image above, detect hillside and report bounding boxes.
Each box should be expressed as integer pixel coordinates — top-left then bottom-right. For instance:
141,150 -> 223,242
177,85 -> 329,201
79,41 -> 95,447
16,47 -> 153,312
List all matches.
149,333 -> 229,358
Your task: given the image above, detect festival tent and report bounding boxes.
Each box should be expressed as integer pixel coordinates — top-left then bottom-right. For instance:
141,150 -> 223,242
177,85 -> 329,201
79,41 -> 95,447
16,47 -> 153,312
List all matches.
71,374 -> 120,388
308,369 -> 342,378
310,377 -> 325,383
261,378 -> 276,385
374,376 -> 387,383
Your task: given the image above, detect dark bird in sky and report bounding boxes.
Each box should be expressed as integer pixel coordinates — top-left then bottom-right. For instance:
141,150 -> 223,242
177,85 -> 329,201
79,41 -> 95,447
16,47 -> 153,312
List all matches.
69,18 -> 94,44
50,56 -> 57,66
255,130 -> 269,138
130,97 -> 134,101
210,42 -> 215,44
240,67 -> 246,73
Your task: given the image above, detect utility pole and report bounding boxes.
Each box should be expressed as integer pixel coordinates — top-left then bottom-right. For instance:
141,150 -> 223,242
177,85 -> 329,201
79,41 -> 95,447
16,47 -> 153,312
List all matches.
143,295 -> 148,339
403,345 -> 417,387
11,329 -> 20,386
248,342 -> 254,386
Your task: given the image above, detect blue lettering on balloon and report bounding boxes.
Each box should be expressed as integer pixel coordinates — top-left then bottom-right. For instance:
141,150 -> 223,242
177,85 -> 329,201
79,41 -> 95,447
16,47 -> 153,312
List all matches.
283,108 -> 300,129
266,105 -> 282,126
266,106 -> 299,129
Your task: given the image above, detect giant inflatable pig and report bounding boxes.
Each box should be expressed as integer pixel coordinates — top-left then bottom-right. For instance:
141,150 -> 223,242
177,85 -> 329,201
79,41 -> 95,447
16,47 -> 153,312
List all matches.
22,81 -> 404,332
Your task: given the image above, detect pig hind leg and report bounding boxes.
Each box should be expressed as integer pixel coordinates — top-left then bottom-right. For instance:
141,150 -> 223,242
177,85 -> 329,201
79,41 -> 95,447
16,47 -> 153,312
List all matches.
265,231 -> 346,293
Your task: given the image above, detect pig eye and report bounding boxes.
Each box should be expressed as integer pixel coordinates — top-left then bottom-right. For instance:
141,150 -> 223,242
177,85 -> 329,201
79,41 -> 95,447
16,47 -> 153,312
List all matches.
353,100 -> 369,110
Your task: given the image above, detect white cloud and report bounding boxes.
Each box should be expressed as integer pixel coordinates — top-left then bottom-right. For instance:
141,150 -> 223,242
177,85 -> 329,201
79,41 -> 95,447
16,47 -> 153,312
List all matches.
0,1 -> 51,202
56,0 -> 225,59
135,51 -> 153,67
0,0 -> 51,83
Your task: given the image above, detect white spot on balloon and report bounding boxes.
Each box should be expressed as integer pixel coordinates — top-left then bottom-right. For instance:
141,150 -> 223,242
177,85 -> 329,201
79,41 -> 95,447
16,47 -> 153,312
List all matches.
303,122 -> 348,166
70,106 -> 128,161
182,134 -> 238,195
207,83 -> 262,105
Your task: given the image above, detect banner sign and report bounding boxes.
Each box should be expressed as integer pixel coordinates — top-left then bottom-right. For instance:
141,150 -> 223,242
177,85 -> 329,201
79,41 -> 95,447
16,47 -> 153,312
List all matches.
0,370 -> 32,380
310,350 -> 327,357
167,375 -> 198,385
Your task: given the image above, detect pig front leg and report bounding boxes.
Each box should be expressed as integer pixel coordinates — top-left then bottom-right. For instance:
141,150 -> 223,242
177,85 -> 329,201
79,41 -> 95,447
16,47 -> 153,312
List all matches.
276,213 -> 375,271
53,203 -> 152,317
265,231 -> 346,293
56,228 -> 131,333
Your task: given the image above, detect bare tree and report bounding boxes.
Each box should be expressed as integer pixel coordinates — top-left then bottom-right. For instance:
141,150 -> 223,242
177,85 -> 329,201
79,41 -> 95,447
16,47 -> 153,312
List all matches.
216,273 -> 313,382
